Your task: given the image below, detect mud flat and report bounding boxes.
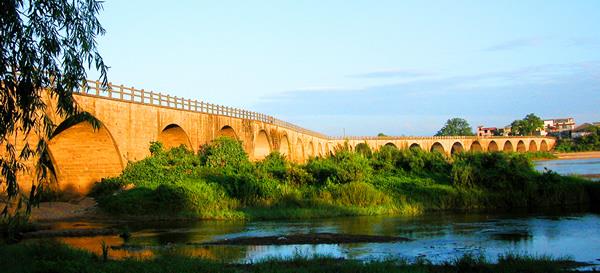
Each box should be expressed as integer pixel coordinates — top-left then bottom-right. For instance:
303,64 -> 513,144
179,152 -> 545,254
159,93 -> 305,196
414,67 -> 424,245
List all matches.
555,151 -> 600,160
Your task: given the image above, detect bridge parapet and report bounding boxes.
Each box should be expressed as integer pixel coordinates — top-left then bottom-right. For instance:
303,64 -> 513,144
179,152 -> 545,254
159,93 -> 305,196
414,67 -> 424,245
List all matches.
332,135 -> 557,140
76,80 -> 556,142
79,80 -> 328,139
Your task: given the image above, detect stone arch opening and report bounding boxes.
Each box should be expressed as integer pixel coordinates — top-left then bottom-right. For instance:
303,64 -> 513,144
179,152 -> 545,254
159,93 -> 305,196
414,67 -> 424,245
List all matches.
503,140 -> 514,152
470,141 -> 483,152
430,142 -> 445,154
279,134 -> 291,159
48,120 -> 123,195
409,143 -> 421,150
158,124 -> 192,149
307,141 -> 315,157
384,142 -> 397,149
451,142 -> 464,155
517,140 -> 527,153
540,140 -> 549,152
325,143 -> 332,156
529,140 -> 538,152
488,141 -> 499,152
254,130 -> 271,160
218,125 -> 238,139
296,138 -> 305,162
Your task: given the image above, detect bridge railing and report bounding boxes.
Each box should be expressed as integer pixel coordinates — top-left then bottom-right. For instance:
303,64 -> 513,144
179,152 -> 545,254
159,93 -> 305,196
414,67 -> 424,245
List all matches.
77,80 -> 553,142
330,135 -> 556,140
79,80 -> 329,139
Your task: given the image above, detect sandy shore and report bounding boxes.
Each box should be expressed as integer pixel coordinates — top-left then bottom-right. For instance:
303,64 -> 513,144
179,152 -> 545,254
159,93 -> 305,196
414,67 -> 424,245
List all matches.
29,197 -> 107,222
554,151 -> 600,160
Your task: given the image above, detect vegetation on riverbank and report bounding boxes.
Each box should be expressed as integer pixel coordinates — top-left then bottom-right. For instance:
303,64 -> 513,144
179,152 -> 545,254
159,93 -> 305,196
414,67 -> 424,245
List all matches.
555,126 -> 600,152
0,240 -> 589,273
522,151 -> 557,160
88,137 -> 597,220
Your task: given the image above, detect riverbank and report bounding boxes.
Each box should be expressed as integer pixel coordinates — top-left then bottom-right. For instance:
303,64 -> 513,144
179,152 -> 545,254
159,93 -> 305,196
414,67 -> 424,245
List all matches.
0,240 -> 592,273
83,139 -> 598,221
555,151 -> 600,160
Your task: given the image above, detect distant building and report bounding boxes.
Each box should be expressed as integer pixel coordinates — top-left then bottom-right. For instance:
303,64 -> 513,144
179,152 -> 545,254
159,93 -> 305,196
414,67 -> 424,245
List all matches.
572,123 -> 598,138
544,118 -> 576,134
498,126 -> 512,136
477,126 -> 498,137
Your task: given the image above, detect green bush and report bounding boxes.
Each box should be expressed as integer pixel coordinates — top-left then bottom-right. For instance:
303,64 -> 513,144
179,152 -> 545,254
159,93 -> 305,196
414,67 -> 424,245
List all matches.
255,152 -> 288,180
91,138 -> 596,220
89,177 -> 126,197
198,137 -> 251,171
329,181 -> 390,207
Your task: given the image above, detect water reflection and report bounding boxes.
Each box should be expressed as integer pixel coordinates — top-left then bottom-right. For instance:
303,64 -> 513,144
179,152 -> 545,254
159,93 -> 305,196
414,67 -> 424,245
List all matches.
37,212 -> 600,266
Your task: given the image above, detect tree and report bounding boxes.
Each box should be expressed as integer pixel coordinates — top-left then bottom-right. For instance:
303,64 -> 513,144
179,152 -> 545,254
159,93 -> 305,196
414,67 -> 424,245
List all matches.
1,0 -> 108,215
377,133 -> 388,137
510,114 -> 544,136
435,118 -> 474,136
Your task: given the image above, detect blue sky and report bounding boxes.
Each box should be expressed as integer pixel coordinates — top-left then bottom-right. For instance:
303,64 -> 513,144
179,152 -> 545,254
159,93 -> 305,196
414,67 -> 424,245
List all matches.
92,1 -> 600,136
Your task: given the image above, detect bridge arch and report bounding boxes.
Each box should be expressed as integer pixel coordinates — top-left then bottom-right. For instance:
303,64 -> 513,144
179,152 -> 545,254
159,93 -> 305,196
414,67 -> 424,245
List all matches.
540,140 -> 549,152
47,119 -> 123,195
470,141 -> 483,152
488,141 -> 499,152
158,124 -> 192,149
529,140 -> 538,152
430,142 -> 445,154
307,141 -> 315,157
516,140 -> 527,153
503,140 -> 514,152
451,142 -> 464,155
325,143 -> 332,156
218,125 -> 237,139
254,130 -> 271,160
384,142 -> 397,149
317,143 -> 324,157
279,134 -> 291,159
409,143 -> 421,150
296,138 -> 305,162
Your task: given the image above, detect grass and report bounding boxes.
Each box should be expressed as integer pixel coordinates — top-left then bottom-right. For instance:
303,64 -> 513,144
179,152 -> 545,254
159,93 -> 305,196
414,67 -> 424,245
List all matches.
87,138 -> 598,221
0,240 -> 589,273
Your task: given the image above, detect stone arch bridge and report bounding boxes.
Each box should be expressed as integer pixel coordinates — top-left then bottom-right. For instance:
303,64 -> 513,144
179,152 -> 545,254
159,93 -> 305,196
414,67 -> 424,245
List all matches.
16,81 -> 556,194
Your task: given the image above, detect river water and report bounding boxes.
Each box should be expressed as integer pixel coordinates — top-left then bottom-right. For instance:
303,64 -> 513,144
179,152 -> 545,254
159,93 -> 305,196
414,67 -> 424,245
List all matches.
41,158 -> 600,266
535,158 -> 600,180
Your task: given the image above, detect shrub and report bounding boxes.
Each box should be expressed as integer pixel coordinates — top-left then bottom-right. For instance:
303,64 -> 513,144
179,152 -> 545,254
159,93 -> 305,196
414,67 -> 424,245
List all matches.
305,150 -> 372,184
451,152 -> 535,191
286,164 -> 315,185
329,181 -> 390,207
198,137 -> 251,171
255,152 -> 288,180
304,157 -> 338,185
88,177 -> 126,197
149,141 -> 164,155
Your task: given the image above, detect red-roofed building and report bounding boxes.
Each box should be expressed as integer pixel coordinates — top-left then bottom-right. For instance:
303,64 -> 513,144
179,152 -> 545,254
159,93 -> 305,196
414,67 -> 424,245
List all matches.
477,126 -> 498,137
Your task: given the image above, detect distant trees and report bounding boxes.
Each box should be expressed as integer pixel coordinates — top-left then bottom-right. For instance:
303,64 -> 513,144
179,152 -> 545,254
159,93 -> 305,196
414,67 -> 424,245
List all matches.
555,126 -> 600,152
510,114 -> 544,136
435,118 -> 474,136
377,133 -> 388,137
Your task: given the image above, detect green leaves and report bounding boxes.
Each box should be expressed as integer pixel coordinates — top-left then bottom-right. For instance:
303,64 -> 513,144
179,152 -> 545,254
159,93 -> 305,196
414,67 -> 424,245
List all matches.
435,118 -> 474,136
510,113 -> 544,136
1,0 -> 108,214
